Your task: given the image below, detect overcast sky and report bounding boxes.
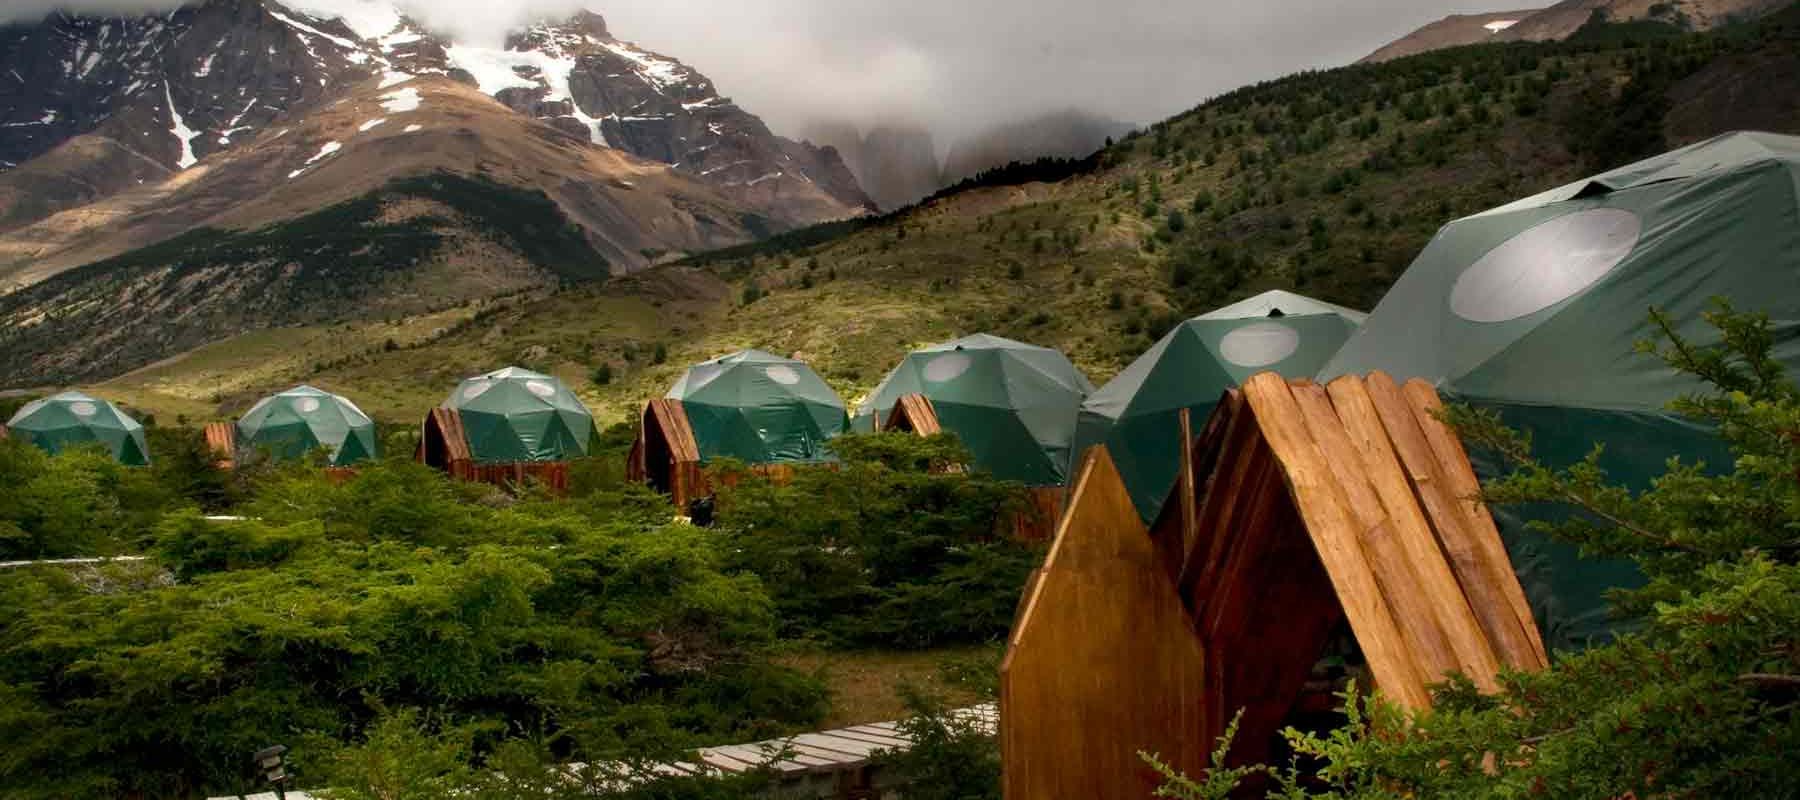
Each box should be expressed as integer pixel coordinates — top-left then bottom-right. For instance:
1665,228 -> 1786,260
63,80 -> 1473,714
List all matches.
2,0 -> 1521,143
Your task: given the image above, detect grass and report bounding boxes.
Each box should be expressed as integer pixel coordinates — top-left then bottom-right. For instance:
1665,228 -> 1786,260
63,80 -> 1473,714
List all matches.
776,646 -> 995,728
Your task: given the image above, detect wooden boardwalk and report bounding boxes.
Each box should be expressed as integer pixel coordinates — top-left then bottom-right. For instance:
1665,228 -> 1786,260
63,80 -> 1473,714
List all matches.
208,704 -> 997,800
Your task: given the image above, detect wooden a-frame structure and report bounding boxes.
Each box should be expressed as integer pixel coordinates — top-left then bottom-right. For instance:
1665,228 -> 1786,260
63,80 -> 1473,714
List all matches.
1002,372 -> 1548,798
628,398 -> 709,509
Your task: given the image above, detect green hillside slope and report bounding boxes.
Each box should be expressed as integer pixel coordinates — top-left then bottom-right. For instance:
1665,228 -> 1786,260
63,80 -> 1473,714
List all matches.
76,8 -> 1800,426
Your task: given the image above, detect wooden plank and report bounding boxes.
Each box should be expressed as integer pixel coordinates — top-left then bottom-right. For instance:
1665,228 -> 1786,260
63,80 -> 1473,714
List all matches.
1199,491 -> 1343,768
791,733 -> 890,758
1363,373 -> 1543,672
1321,378 -> 1506,690
1149,392 -> 1238,583
1177,393 -> 1264,615
1002,446 -> 1209,800
781,741 -> 870,763
696,750 -> 756,772
1290,383 -> 1472,687
1401,378 -> 1550,668
705,744 -> 815,771
1240,373 -> 1431,711
818,729 -> 913,748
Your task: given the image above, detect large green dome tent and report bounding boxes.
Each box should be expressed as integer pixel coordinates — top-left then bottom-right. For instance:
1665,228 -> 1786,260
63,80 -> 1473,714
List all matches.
5,391 -> 149,465
442,367 -> 593,463
853,333 -> 1095,485
668,349 -> 848,464
1074,290 -> 1366,522
1321,130 -> 1800,647
236,385 -> 378,466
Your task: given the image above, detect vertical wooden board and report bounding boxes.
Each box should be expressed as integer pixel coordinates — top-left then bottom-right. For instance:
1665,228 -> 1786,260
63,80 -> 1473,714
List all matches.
1290,384 -> 1470,688
1240,373 -> 1431,711
1177,396 -> 1265,610
1324,377 -> 1506,689
1201,494 -> 1346,768
1002,448 -> 1209,800
1401,379 -> 1549,668
1363,373 -> 1542,672
1183,438 -> 1277,624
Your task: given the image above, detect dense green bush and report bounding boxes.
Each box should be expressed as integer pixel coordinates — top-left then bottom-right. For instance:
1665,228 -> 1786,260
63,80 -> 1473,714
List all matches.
0,458 -> 826,799
712,433 -> 1043,648
0,438 -> 175,560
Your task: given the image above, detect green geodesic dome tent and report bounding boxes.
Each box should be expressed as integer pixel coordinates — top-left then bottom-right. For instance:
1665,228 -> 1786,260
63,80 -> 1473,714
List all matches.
5,391 -> 149,465
237,385 -> 378,466
1322,130 -> 1800,648
853,333 -> 1095,485
444,367 -> 593,463
668,349 -> 848,464
1074,290 -> 1367,522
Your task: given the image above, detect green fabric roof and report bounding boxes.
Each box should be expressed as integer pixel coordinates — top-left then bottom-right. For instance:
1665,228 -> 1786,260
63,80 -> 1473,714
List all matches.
443,367 -> 593,463
669,349 -> 848,464
237,385 -> 378,466
6,391 -> 149,465
1322,131 -> 1800,647
853,333 -> 1095,485
1076,290 -> 1365,521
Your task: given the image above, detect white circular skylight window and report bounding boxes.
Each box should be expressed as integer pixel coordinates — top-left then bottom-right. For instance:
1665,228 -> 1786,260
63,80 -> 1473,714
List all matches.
1219,322 -> 1301,368
69,401 -> 98,418
923,353 -> 974,383
294,397 -> 321,414
1450,208 -> 1641,323
525,380 -> 558,398
461,381 -> 492,402
764,365 -> 802,386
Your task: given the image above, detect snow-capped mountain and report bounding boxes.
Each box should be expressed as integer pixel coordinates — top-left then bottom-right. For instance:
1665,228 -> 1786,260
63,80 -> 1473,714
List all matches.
0,0 -> 869,234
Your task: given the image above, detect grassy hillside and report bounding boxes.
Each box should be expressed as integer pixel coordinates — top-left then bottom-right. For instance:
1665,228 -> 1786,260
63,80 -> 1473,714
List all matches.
83,8 -> 1800,426
0,173 -> 612,386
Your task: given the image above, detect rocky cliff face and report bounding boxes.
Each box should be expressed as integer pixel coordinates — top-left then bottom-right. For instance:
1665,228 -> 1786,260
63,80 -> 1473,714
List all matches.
448,11 -> 871,224
804,121 -> 943,212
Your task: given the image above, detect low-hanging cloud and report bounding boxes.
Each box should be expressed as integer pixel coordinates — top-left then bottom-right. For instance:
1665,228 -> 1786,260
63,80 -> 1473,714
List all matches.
2,0 -> 1517,143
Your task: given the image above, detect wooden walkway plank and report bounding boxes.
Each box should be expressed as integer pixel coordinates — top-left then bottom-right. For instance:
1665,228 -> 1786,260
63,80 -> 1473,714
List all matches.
1240,373 -> 1431,710
1400,378 -> 1550,668
1325,377 -> 1505,689
1364,373 -> 1542,671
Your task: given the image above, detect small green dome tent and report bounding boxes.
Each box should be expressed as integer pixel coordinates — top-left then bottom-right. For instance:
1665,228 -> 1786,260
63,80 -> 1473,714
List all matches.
854,333 -> 1095,485
669,349 -> 848,464
236,385 -> 378,466
1322,131 -> 1800,647
1074,290 -> 1367,522
443,367 -> 593,463
5,391 -> 149,465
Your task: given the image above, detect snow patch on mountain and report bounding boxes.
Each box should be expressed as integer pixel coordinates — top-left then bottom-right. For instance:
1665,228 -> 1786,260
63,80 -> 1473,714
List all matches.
380,87 -> 420,112
444,42 -> 611,146
164,81 -> 199,168
267,8 -> 364,53
600,41 -> 686,91
284,0 -> 404,41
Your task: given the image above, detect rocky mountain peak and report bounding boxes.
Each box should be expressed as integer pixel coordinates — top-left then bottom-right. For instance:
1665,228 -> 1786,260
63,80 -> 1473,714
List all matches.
0,0 -> 869,236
